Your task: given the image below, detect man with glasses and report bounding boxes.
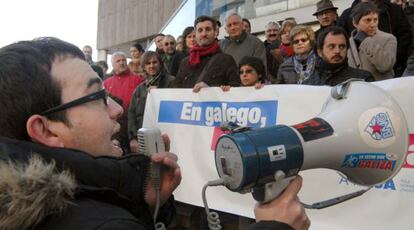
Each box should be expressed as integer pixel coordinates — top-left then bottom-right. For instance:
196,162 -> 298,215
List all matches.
104,51 -> 143,152
0,37 -> 180,229
161,34 -> 178,75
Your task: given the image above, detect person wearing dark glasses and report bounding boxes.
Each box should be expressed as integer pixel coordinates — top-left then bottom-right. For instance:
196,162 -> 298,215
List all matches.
161,34 -> 179,76
276,25 -> 319,84
221,56 -> 266,91
0,37 -> 181,229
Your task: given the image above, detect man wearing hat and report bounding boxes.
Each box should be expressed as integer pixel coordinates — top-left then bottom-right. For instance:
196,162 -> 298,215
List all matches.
313,0 -> 338,39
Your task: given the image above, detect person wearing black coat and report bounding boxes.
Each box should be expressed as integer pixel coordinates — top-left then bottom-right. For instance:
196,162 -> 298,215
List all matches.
308,26 -> 374,86
338,0 -> 412,77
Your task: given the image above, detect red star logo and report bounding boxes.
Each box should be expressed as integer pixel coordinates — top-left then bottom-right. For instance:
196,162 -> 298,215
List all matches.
370,123 -> 383,134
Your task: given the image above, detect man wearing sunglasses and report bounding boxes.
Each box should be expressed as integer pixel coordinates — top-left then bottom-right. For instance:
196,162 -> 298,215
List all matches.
0,37 -> 180,229
161,34 -> 178,75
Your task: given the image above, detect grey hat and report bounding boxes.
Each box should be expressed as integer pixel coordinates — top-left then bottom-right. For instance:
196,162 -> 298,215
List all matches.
313,0 -> 338,16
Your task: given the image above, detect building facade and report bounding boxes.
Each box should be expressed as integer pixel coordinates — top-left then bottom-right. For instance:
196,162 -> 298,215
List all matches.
97,0 -> 349,61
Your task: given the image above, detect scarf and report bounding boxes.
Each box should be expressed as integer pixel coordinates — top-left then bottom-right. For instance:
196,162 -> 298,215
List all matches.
293,50 -> 317,84
279,43 -> 294,59
188,41 -> 220,68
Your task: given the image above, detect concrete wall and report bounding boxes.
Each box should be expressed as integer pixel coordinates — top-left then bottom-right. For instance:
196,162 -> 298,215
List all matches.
97,0 -> 183,54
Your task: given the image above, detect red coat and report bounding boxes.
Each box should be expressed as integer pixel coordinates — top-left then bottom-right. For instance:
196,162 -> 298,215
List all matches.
103,70 -> 144,112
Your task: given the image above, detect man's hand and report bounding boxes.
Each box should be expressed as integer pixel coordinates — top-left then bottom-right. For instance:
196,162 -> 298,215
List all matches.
192,81 -> 209,93
220,85 -> 231,92
254,82 -> 264,89
130,139 -> 139,153
254,176 -> 310,230
144,133 -> 180,208
144,151 -> 181,208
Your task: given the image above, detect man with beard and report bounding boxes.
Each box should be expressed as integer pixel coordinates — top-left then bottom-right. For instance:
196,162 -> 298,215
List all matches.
310,26 -> 373,85
172,15 -> 240,92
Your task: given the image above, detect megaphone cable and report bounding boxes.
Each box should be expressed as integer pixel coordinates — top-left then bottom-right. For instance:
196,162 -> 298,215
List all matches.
202,177 -> 232,230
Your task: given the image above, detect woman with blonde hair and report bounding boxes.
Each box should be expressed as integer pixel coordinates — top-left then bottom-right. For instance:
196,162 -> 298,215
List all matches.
277,25 -> 318,84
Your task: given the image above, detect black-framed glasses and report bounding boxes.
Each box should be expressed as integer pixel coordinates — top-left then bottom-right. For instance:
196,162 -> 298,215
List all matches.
40,89 -> 108,116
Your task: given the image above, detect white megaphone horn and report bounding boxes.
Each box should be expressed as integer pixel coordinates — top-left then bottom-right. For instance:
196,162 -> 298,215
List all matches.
214,80 -> 409,208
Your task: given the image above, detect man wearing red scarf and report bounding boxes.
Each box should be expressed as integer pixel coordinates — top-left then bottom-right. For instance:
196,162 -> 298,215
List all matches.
171,16 -> 240,92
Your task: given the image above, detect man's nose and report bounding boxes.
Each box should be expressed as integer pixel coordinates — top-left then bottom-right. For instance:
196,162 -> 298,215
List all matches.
108,97 -> 123,119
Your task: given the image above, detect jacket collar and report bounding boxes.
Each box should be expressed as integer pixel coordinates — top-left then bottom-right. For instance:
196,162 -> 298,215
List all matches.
225,31 -> 248,44
0,137 -> 152,227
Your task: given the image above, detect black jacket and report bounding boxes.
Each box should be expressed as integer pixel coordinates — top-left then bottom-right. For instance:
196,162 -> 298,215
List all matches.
338,0 -> 412,77
308,58 -> 374,86
0,137 -> 174,230
171,50 -> 240,88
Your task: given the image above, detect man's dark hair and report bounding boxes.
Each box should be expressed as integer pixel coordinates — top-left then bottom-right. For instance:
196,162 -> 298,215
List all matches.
0,37 -> 84,140
194,15 -> 216,29
351,2 -> 379,24
132,42 -> 144,53
317,26 -> 350,50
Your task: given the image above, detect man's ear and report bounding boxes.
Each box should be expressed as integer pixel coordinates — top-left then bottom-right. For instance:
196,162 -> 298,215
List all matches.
26,115 -> 65,148
317,48 -> 323,57
352,20 -> 358,29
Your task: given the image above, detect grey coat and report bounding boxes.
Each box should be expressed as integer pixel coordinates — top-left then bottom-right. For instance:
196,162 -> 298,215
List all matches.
348,30 -> 397,81
219,32 -> 267,72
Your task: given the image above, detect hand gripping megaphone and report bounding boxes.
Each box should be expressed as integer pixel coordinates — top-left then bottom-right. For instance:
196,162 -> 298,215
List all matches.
214,80 -> 409,207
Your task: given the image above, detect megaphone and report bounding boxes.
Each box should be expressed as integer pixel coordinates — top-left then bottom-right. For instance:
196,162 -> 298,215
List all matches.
214,80 -> 409,206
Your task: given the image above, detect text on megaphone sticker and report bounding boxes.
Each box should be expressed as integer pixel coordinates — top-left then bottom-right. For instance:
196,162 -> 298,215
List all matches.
341,153 -> 396,171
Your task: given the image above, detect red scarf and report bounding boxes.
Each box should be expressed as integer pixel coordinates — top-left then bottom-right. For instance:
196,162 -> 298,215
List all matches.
279,43 -> 294,58
188,41 -> 220,68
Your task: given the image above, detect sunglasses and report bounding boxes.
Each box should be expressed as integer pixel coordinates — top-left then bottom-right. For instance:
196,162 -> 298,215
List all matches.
239,69 -> 255,74
40,89 -> 108,116
164,42 -> 175,46
293,38 -> 309,45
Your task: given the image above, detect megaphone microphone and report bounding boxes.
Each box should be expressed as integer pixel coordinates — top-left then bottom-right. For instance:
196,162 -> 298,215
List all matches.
214,80 -> 409,208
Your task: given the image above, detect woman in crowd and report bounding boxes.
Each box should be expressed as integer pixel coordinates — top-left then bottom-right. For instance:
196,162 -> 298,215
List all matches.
277,25 -> 318,84
279,19 -> 296,60
128,42 -> 145,75
170,26 -> 196,76
221,56 -> 265,91
128,51 -> 175,153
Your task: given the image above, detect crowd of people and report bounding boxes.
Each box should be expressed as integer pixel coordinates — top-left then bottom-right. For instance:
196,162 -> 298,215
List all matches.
0,0 -> 413,229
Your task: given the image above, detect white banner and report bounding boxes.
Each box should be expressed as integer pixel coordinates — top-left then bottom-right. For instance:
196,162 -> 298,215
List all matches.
143,77 -> 414,230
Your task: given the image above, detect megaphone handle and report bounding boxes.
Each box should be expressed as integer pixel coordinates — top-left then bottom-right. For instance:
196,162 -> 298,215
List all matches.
252,170 -> 296,203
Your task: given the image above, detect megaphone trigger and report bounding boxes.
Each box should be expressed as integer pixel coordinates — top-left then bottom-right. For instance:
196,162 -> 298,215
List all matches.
252,170 -> 297,203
